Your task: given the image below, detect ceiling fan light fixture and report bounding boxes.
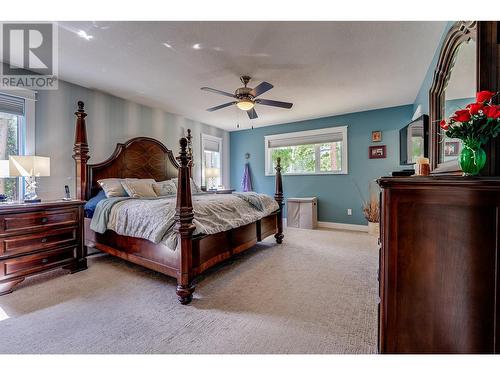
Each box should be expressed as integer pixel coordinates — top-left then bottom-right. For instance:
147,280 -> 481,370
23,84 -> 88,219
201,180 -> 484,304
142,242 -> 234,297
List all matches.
236,99 -> 255,111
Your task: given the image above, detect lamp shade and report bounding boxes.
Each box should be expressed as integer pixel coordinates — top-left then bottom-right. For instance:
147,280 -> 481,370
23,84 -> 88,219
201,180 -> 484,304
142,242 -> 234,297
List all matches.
9,156 -> 50,177
0,160 -> 10,177
205,167 -> 220,179
236,99 -> 255,111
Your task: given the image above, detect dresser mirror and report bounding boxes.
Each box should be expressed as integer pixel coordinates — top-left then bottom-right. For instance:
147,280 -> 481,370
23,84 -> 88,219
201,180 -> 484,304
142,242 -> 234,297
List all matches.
441,39 -> 476,165
429,21 -> 477,174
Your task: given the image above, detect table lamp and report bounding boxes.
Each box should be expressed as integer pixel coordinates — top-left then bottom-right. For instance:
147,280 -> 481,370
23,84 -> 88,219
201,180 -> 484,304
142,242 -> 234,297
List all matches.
9,156 -> 50,203
205,167 -> 220,190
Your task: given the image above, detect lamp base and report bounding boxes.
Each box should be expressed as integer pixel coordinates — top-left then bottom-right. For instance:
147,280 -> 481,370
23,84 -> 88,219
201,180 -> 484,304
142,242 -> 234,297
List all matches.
24,198 -> 41,203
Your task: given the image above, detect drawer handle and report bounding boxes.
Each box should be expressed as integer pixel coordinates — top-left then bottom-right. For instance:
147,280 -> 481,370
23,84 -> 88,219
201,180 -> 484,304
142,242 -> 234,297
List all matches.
41,258 -> 48,264
41,217 -> 48,224
41,238 -> 48,243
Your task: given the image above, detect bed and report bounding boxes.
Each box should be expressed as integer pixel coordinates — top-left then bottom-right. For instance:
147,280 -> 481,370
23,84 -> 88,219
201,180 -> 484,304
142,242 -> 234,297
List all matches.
72,101 -> 284,304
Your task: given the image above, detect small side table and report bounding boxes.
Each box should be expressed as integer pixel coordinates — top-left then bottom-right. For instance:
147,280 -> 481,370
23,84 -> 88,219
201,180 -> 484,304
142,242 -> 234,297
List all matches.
287,197 -> 318,229
0,200 -> 87,295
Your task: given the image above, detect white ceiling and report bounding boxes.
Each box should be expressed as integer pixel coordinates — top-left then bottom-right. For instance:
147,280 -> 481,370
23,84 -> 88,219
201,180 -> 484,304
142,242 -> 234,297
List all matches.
56,21 -> 447,131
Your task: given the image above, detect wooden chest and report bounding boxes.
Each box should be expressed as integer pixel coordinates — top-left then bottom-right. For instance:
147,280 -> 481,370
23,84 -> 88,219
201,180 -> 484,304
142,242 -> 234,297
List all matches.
0,200 -> 87,295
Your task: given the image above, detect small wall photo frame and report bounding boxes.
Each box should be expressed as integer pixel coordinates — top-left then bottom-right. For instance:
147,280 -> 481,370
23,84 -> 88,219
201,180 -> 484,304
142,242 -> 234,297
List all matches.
371,130 -> 382,142
444,141 -> 460,157
369,145 -> 387,159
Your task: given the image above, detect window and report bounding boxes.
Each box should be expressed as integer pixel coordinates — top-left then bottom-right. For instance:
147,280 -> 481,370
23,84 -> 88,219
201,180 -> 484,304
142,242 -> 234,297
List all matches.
0,93 -> 25,200
265,126 -> 348,176
201,134 -> 223,189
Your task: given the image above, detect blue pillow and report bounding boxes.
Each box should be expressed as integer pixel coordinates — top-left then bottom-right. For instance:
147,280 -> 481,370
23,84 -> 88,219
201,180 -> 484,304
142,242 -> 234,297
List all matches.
84,190 -> 107,218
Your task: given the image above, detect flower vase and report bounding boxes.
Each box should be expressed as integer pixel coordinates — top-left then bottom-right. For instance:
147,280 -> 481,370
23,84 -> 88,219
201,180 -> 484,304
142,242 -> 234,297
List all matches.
458,142 -> 486,176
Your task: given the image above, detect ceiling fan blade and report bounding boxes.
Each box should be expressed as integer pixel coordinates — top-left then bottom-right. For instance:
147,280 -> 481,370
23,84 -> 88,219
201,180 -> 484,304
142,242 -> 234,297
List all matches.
256,99 -> 293,109
247,108 -> 258,119
201,87 -> 236,98
206,102 -> 237,112
250,82 -> 273,97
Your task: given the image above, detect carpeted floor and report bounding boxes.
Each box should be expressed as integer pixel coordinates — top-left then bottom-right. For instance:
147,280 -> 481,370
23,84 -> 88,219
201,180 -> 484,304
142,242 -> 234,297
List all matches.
0,228 -> 378,354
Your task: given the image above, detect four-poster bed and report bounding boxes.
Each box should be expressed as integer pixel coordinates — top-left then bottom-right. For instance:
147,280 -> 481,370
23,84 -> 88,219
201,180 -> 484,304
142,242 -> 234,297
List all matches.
73,101 -> 284,304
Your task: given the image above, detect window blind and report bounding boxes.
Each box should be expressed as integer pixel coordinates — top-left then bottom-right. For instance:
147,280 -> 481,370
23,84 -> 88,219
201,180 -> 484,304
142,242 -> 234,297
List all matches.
204,138 -> 220,152
267,131 -> 343,148
0,93 -> 25,116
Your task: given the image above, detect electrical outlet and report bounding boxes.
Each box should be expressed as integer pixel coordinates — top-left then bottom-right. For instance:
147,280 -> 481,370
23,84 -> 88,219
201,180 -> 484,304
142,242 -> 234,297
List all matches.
347,208 -> 352,216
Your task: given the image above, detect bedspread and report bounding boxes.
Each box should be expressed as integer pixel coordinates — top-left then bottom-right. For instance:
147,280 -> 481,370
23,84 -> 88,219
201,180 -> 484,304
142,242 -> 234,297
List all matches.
90,192 -> 279,250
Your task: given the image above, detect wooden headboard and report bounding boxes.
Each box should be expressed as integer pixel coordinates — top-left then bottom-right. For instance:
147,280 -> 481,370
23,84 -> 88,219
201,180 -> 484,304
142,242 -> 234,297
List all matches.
72,101 -> 192,201
85,137 -> 179,199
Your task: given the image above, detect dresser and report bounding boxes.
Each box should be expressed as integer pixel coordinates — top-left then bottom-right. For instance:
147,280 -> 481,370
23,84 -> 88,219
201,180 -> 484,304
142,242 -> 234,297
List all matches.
0,200 -> 87,295
377,177 -> 500,353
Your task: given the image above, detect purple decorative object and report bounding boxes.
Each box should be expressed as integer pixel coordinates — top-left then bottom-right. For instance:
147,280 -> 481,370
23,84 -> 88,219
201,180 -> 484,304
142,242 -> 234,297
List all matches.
241,163 -> 253,192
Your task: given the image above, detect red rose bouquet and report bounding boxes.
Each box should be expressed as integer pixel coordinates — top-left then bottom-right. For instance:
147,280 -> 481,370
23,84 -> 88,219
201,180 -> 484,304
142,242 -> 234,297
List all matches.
440,90 -> 500,175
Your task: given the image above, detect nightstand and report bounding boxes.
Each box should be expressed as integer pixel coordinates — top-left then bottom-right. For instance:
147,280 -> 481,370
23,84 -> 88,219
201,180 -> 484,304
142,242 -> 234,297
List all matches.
0,200 -> 87,295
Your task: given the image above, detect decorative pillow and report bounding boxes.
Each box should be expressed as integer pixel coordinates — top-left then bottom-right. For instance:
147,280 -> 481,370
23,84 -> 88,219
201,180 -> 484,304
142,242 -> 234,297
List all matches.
98,178 -> 132,198
153,180 -> 177,196
169,177 -> 203,193
121,178 -> 157,198
84,190 -> 107,218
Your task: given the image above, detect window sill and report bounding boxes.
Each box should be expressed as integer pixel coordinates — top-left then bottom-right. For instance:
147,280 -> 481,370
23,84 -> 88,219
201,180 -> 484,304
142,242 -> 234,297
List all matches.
265,171 -> 348,176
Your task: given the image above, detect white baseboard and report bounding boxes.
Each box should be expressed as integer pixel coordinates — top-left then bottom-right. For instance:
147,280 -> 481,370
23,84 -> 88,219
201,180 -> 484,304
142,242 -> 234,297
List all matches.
317,221 -> 368,232
283,218 -> 368,232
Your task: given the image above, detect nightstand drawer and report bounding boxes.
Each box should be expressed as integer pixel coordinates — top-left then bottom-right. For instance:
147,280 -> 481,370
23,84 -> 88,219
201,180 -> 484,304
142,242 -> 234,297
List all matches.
0,227 -> 78,257
0,208 -> 79,234
0,246 -> 75,279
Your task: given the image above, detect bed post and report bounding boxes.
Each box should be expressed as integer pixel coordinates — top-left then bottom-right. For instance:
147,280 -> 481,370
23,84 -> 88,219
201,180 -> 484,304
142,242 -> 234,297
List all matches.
274,157 -> 284,244
174,137 -> 196,304
72,101 -> 90,201
186,128 -> 193,176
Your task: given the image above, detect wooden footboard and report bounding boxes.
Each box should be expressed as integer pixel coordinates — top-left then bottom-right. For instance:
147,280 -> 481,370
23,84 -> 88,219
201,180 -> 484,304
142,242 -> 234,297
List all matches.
74,101 -> 284,305
84,212 -> 279,283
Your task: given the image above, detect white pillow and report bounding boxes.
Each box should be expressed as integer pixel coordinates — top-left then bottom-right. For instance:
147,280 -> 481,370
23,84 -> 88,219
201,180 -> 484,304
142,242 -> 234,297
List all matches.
170,177 -> 203,193
121,179 -> 157,198
98,178 -> 135,198
153,180 -> 177,196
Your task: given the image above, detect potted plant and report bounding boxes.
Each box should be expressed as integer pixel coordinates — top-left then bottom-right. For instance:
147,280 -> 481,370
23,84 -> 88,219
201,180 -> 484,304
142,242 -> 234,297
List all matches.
361,180 -> 380,236
440,90 -> 500,175
363,199 -> 380,236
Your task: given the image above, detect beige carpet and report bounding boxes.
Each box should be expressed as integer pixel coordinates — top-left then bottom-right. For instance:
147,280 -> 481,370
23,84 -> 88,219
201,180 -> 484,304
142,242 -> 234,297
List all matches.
0,228 -> 378,354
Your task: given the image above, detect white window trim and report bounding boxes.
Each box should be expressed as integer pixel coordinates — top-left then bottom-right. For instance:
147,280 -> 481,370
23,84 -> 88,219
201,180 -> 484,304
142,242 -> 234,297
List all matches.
264,125 -> 348,176
200,133 -> 223,186
0,89 -> 36,155
0,89 -> 36,200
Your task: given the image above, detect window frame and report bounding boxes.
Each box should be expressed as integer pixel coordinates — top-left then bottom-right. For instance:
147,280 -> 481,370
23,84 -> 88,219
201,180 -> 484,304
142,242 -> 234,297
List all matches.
0,89 -> 36,200
264,125 -> 348,176
200,133 -> 223,188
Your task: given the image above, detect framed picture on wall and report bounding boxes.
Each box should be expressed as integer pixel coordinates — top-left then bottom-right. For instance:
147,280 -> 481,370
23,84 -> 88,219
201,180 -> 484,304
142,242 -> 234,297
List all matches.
371,130 -> 382,142
369,145 -> 387,159
444,141 -> 460,157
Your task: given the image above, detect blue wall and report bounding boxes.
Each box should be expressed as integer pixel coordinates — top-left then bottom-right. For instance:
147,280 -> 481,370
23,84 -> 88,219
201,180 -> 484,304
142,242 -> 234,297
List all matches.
230,105 -> 414,225
445,97 -> 475,117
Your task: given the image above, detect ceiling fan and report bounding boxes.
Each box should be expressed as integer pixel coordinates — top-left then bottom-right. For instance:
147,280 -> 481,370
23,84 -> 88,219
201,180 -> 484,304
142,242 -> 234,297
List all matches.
201,76 -> 293,120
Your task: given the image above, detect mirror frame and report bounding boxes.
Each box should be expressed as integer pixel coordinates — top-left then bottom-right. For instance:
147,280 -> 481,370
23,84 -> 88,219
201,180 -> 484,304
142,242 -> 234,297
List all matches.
429,21 -> 477,174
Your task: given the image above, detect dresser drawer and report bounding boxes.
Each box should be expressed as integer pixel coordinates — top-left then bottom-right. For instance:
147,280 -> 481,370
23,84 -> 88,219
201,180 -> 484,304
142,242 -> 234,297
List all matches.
0,208 -> 79,235
0,226 -> 78,257
0,246 -> 76,279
